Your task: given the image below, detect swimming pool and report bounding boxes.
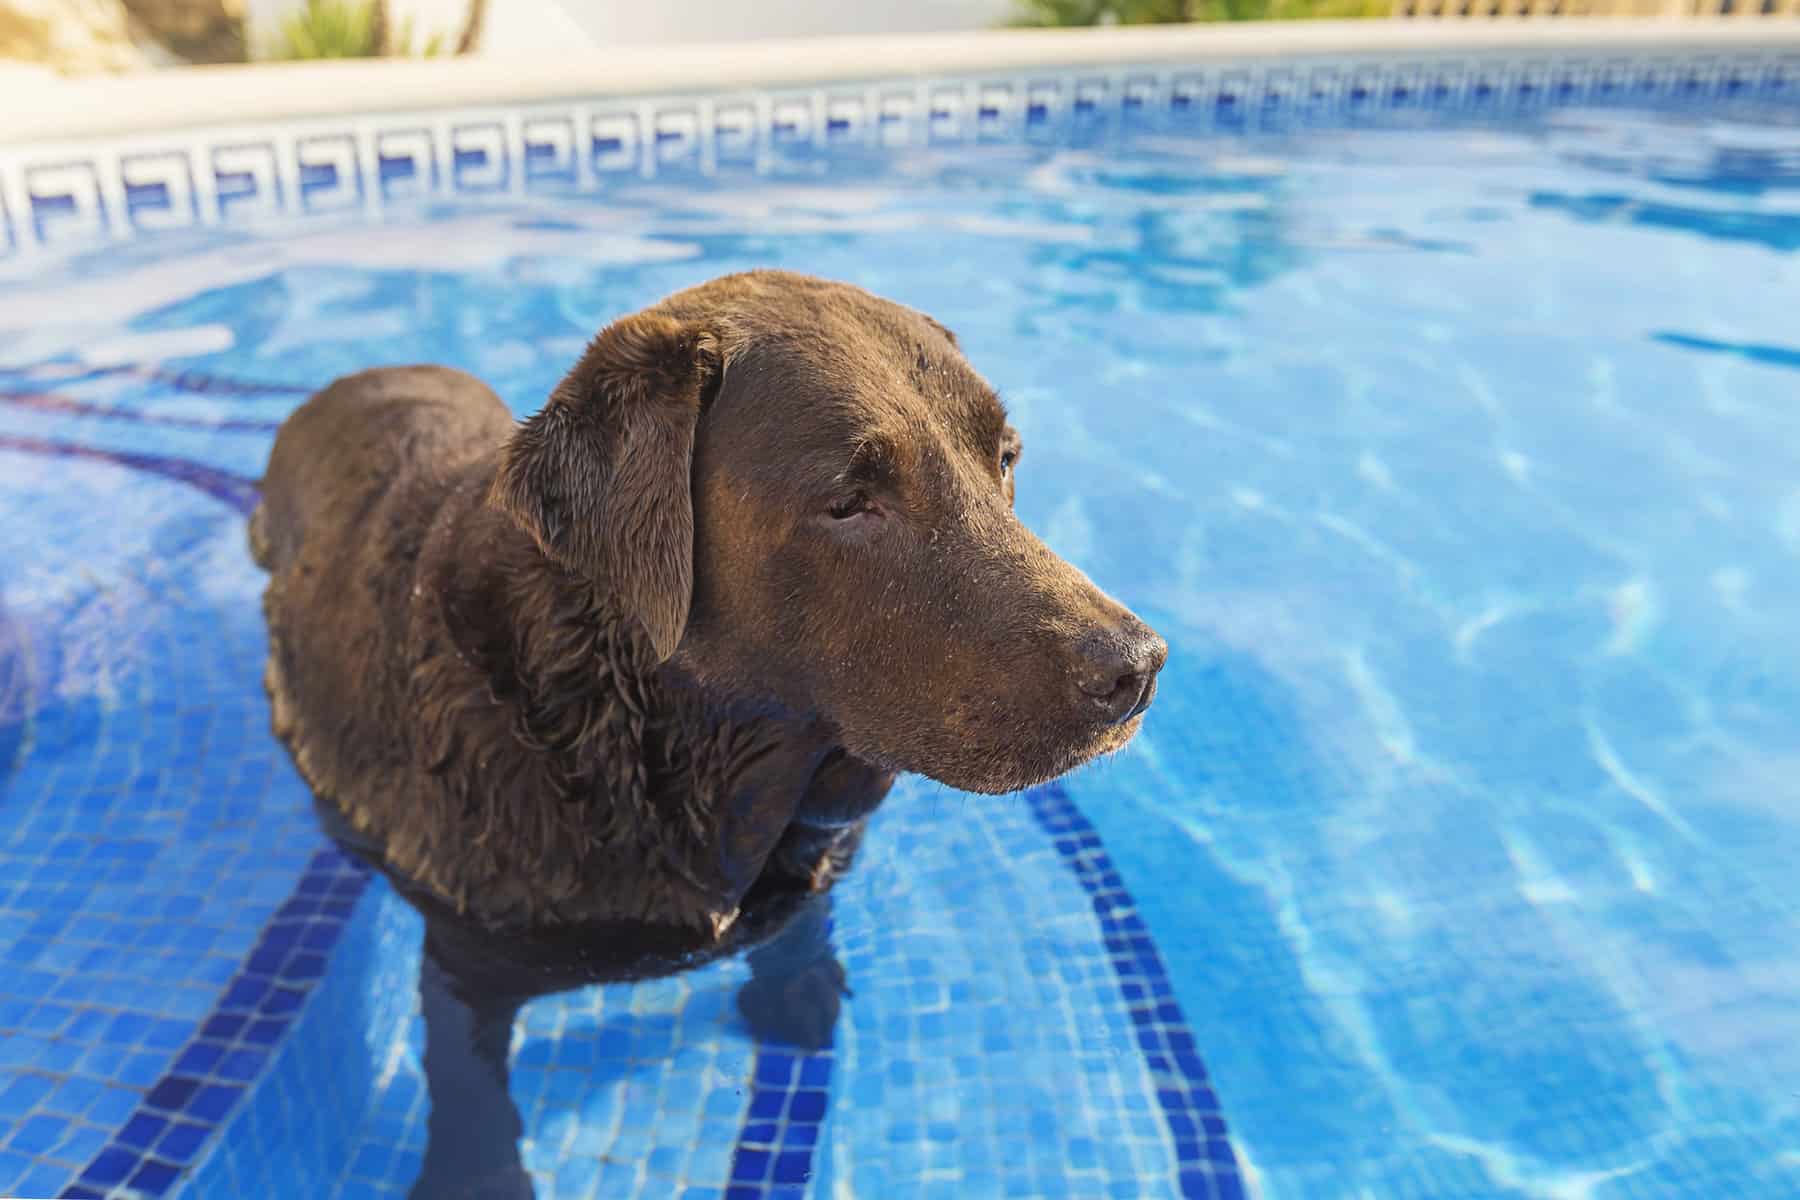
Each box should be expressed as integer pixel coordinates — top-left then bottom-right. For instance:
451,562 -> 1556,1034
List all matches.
3,25 -> 1800,1200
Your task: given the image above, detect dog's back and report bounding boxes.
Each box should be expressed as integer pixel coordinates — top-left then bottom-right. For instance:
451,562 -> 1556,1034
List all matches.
251,365 -> 510,573
252,366 -> 514,818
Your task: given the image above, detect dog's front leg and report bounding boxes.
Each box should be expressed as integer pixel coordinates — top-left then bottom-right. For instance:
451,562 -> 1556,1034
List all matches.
734,752 -> 891,1049
410,947 -> 532,1200
736,890 -> 847,1051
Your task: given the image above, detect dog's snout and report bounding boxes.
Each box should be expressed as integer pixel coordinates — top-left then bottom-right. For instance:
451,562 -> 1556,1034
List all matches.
1072,621 -> 1169,726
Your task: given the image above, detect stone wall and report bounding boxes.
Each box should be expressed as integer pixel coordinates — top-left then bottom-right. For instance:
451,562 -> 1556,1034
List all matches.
121,0 -> 245,63
0,0 -> 156,73
0,0 -> 245,72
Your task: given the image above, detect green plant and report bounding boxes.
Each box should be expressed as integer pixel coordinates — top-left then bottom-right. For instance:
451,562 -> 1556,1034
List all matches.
391,10 -> 452,57
274,0 -> 450,60
1011,0 -> 1203,22
1265,0 -> 1391,18
276,0 -> 381,59
1011,0 -> 1387,22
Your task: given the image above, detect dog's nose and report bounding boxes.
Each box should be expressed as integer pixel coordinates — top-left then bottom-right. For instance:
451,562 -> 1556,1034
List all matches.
1072,621 -> 1168,725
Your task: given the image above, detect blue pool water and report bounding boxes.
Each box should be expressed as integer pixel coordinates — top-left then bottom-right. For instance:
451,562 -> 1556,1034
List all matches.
3,88 -> 1800,1200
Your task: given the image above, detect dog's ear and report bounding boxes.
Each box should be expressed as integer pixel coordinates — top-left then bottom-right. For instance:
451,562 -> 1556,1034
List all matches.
490,312 -> 720,662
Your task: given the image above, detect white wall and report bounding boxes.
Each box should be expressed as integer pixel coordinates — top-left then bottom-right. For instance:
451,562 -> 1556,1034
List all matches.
561,0 -> 1018,48
249,0 -> 1018,59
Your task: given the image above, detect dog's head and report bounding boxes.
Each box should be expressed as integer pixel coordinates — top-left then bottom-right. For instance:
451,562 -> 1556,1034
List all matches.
492,270 -> 1166,794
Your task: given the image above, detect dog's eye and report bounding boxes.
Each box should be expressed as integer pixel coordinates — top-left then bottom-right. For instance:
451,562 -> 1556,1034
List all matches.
1000,450 -> 1018,480
827,493 -> 873,520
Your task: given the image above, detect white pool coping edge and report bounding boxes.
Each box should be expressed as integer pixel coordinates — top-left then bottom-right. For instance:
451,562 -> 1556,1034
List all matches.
8,21 -> 1800,147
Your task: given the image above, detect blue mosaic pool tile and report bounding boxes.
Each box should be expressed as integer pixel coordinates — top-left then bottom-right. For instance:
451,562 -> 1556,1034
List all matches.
802,778 -> 1202,1197
173,856 -> 394,1199
256,881 -> 781,1200
726,1049 -> 832,1198
12,1160 -> 70,1199
153,1121 -> 210,1165
1025,783 -> 1241,1200
32,845 -> 372,1199
8,1113 -> 66,1157
172,872 -> 405,1198
0,441 -> 343,1199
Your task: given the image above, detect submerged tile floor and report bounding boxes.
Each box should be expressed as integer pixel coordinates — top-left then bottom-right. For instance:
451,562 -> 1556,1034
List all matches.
0,391 -> 318,1197
191,779 -> 1238,1200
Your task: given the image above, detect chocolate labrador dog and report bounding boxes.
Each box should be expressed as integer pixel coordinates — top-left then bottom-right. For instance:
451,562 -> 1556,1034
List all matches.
251,270 -> 1166,1199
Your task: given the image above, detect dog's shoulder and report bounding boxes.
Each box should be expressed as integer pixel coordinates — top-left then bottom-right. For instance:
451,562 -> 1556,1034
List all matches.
255,366 -> 512,566
268,365 -> 512,486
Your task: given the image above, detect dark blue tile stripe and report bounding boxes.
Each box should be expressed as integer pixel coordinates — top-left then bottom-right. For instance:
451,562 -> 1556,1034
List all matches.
725,1049 -> 832,1200
120,366 -> 311,399
0,362 -> 311,399
0,434 -> 261,517
58,847 -> 371,1199
0,387 -> 283,432
1028,782 -> 1246,1200
720,783 -> 1244,1199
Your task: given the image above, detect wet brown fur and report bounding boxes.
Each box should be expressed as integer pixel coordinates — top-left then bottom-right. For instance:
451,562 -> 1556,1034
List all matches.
253,270 -> 1164,965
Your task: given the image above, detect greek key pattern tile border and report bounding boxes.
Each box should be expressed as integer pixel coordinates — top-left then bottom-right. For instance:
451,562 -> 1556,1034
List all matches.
1,52 -> 1796,256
